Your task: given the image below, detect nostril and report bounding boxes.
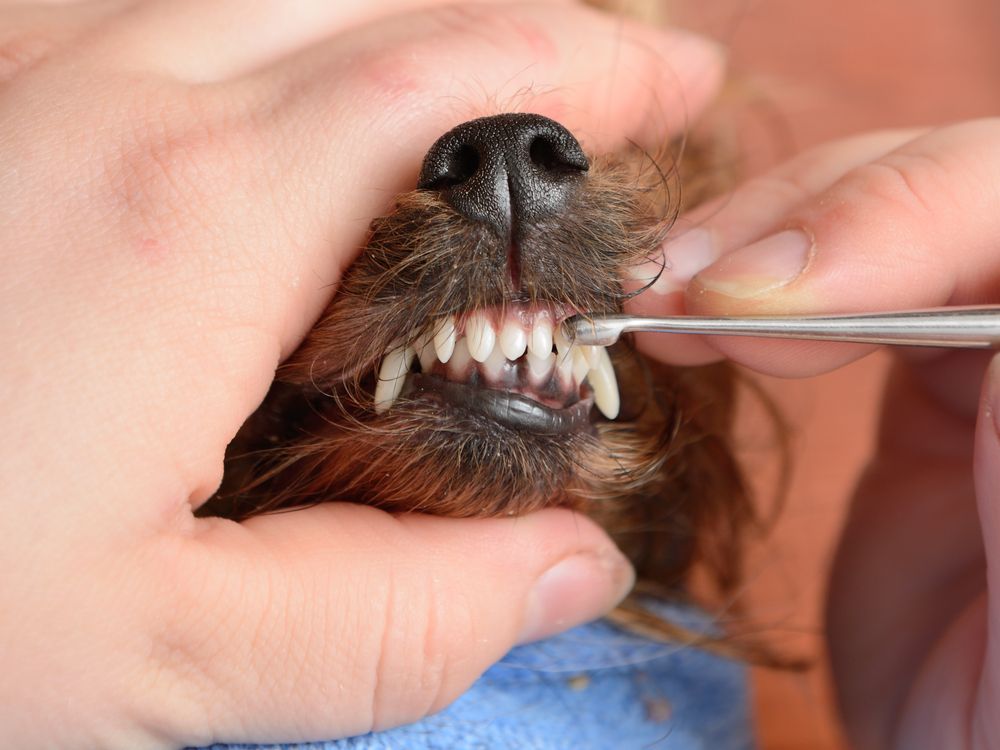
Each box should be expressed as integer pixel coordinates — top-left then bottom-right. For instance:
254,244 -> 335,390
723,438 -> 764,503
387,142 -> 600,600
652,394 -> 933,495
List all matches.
425,144 -> 480,190
528,135 -> 583,175
529,136 -> 558,170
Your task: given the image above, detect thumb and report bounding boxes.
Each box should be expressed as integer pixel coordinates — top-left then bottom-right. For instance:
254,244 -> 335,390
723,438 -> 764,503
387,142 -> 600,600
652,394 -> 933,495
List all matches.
152,505 -> 634,746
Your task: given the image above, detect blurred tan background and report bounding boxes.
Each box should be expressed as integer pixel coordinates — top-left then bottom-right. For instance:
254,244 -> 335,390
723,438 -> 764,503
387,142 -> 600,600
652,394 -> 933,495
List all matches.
662,1 -> 1000,747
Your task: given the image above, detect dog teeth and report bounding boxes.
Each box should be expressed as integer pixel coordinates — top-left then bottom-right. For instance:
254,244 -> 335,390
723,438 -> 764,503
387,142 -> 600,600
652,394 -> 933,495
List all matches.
433,316 -> 456,364
374,345 -> 415,413
553,324 -> 572,355
580,345 -> 600,368
466,312 -> 495,363
526,350 -> 556,386
378,310 -> 621,422
415,330 -> 437,373
588,346 -> 619,419
499,320 -> 527,360
556,346 -> 574,382
447,336 -> 473,380
482,341 -> 509,382
571,347 -> 591,383
528,317 -> 553,358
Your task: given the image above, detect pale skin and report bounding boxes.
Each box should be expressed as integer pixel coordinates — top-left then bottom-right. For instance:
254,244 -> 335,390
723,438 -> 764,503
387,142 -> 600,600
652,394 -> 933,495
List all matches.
1,3 -> 998,750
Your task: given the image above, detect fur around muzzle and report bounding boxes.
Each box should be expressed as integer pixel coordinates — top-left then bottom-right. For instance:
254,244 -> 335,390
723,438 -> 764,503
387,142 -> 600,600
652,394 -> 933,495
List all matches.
203,113 -> 754,608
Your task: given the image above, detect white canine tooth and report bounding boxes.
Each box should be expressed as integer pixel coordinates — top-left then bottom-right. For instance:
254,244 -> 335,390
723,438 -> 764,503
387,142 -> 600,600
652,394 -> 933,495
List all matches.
529,317 -> 553,358
374,345 -> 415,413
526,350 -> 555,386
466,312 -> 495,363
433,316 -> 456,364
588,347 -> 619,419
447,337 -> 472,379
499,320 -> 527,360
571,346 -> 590,383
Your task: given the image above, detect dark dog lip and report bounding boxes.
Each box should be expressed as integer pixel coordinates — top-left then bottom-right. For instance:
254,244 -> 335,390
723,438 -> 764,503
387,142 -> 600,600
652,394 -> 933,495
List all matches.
406,373 -> 594,434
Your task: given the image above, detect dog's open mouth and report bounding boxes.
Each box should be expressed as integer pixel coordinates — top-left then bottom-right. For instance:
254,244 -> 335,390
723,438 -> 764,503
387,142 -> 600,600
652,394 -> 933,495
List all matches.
373,303 -> 619,433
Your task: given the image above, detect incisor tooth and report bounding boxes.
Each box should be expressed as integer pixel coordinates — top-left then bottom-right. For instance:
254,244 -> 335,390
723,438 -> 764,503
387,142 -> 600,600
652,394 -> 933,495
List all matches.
556,346 -> 574,382
433,316 -> 456,364
526,350 -> 555,386
499,320 -> 527,360
588,347 -> 619,419
554,324 -> 572,354
374,345 -> 415,413
529,318 -> 553,358
466,312 -> 495,363
447,336 -> 472,379
482,341 -> 508,382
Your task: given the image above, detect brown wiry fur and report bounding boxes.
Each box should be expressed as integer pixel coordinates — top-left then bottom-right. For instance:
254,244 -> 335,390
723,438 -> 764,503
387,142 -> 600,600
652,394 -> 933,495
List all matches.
201,126 -> 781,663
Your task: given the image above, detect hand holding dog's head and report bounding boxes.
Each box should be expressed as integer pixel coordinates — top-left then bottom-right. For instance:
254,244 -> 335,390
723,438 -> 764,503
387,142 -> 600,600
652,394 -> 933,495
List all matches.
0,3 -> 726,747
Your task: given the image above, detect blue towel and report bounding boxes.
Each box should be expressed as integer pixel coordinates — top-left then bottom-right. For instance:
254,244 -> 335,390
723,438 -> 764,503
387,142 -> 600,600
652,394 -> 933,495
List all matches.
198,602 -> 753,750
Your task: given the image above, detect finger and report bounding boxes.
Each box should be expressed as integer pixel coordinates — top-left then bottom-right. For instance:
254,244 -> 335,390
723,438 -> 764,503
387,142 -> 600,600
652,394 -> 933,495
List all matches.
103,0 -> 570,83
824,356 -> 987,749
241,5 -> 724,338
626,128 -> 925,366
962,356 -> 1000,748
150,507 -> 633,745
251,5 -> 724,154
830,355 -> 1000,749
895,357 -> 1000,748
679,119 -> 1000,377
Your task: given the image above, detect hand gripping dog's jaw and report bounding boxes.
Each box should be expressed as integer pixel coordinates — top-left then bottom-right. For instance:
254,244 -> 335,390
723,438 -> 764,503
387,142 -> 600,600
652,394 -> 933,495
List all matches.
209,114 -> 751,606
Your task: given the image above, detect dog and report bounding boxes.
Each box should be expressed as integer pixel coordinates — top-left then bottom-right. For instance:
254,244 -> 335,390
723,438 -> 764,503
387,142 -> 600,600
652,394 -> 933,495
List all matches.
200,112 -> 765,655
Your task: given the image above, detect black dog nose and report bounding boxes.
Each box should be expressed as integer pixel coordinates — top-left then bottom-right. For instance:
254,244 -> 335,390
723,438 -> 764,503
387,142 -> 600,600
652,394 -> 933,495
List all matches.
417,113 -> 588,238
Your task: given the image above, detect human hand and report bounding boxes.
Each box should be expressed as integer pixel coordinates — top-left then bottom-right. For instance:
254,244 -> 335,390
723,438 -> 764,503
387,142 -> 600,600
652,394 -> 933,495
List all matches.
0,2 -> 726,747
630,119 -> 1000,749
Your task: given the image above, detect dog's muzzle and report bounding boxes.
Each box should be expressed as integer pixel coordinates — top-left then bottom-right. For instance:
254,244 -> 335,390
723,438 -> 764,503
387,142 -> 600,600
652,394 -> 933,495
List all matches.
372,114 -> 620,429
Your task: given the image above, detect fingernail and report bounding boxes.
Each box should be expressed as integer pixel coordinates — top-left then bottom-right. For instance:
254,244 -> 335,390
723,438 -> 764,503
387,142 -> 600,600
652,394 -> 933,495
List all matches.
518,549 -> 635,644
627,227 -> 718,296
694,228 -> 813,299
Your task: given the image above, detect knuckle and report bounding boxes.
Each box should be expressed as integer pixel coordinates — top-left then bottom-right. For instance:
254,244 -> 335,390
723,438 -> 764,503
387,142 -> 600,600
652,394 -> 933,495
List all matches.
417,582 -> 474,713
134,537 -> 243,742
842,152 -> 944,220
373,570 -> 477,727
